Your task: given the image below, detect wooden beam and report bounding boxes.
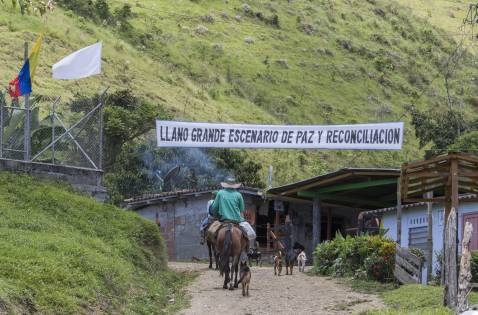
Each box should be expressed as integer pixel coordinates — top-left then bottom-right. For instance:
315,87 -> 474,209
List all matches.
403,155 -> 451,171
457,186 -> 478,194
309,178 -> 397,194
327,207 -> 332,241
313,198 -> 321,248
403,197 -> 443,203
406,170 -> 449,179
297,192 -> 387,208
265,193 -> 313,205
426,191 -> 433,283
351,171 -> 400,177
406,183 -> 445,197
452,153 -> 478,164
266,193 -> 357,209
397,179 -> 402,246
279,173 -> 353,196
447,159 -> 459,223
407,177 -> 445,189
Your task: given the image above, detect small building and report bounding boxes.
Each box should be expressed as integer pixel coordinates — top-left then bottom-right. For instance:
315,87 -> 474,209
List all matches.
124,168 -> 402,262
362,153 -> 478,279
363,194 -> 478,276
123,187 -> 264,260
266,168 -> 400,258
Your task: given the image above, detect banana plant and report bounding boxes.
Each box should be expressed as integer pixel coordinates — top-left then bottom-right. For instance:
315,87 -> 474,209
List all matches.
0,92 -> 64,158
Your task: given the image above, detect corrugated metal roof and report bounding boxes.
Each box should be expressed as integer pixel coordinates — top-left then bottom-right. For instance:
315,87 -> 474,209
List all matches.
123,186 -> 263,209
362,193 -> 478,216
268,168 -> 399,193
267,168 -> 401,210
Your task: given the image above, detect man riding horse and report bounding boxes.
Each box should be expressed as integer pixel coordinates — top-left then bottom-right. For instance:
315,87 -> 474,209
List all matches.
212,176 -> 250,290
210,177 -> 245,224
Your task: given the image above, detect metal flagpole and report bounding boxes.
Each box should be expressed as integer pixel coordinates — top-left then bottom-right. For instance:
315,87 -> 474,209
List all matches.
23,42 -> 31,161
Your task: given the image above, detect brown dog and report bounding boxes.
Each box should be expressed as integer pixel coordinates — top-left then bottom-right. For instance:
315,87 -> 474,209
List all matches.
273,250 -> 283,276
238,261 -> 251,297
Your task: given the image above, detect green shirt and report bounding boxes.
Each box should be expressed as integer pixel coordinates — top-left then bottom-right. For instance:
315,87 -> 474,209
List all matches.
211,188 -> 245,223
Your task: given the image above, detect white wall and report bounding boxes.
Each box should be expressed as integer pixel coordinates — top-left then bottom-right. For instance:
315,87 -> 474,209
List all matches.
382,200 -> 478,275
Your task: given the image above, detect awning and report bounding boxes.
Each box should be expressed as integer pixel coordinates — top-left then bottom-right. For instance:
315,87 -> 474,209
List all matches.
267,168 -> 400,209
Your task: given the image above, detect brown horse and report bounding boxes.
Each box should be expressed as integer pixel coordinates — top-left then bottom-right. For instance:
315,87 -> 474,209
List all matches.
216,223 -> 248,290
206,238 -> 218,270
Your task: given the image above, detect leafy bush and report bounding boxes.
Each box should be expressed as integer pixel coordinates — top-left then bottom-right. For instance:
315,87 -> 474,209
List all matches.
313,233 -> 396,282
432,249 -> 443,283
472,252 -> 478,283
56,0 -> 132,30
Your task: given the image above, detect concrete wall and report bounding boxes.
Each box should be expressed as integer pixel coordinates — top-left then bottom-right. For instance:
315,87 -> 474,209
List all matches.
134,194 -> 261,261
382,200 -> 478,275
0,158 -> 106,201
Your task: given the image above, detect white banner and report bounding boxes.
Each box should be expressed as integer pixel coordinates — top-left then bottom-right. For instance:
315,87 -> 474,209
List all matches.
156,120 -> 404,150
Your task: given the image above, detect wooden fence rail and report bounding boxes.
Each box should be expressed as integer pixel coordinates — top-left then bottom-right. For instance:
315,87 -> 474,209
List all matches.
394,246 -> 423,284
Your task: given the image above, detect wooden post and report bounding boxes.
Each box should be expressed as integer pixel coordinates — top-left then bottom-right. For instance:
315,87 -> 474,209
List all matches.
443,208 -> 458,309
313,198 -> 321,248
457,221 -> 473,313
327,207 -> 332,240
274,210 -> 280,250
426,191 -> 433,283
442,182 -> 451,286
450,159 -> 459,216
267,222 -> 271,252
397,179 -> 402,245
23,42 -> 31,161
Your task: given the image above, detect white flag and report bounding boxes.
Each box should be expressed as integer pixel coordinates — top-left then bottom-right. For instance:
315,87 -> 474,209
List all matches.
52,42 -> 102,80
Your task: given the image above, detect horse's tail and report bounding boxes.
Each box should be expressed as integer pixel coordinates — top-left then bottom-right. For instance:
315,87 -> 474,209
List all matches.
220,225 -> 232,275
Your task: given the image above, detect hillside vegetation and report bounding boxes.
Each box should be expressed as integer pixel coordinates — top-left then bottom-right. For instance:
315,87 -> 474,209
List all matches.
1,0 -> 477,184
0,172 -> 191,314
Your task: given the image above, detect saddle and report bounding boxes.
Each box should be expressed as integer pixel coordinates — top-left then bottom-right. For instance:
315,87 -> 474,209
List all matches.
206,220 -> 222,241
206,221 -> 249,242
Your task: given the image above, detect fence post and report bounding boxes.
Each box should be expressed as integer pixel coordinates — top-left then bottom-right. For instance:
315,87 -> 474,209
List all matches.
98,97 -> 104,170
397,178 -> 402,245
443,207 -> 457,309
457,221 -> 473,313
51,102 -> 55,164
0,95 -> 4,159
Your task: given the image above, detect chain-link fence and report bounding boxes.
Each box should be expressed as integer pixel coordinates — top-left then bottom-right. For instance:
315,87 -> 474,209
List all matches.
0,96 -> 26,161
0,91 -> 104,171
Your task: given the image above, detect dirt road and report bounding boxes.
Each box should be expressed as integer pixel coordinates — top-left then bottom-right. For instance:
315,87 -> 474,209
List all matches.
171,262 -> 384,315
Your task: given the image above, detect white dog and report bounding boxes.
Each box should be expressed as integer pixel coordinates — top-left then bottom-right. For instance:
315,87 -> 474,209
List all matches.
297,251 -> 307,272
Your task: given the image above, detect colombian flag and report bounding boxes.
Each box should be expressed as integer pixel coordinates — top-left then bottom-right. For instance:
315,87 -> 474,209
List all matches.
8,34 -> 43,98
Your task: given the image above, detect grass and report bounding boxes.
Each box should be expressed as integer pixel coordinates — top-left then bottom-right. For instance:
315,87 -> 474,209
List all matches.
338,278 -> 399,295
342,280 -> 478,315
0,171 -> 194,314
1,0 -> 477,184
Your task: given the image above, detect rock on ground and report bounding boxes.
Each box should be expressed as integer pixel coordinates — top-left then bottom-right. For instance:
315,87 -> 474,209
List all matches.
170,262 -> 384,315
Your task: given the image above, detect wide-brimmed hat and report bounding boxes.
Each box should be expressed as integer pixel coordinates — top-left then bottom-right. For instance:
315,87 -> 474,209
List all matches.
221,176 -> 241,189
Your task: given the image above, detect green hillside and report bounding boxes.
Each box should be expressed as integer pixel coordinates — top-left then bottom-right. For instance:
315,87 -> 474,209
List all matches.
0,172 -> 191,314
1,0 -> 476,184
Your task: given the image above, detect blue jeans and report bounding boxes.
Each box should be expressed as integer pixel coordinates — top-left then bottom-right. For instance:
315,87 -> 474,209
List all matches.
200,216 -> 214,244
199,215 -> 213,232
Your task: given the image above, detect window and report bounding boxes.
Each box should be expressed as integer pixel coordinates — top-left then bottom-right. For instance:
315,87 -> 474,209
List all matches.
408,226 -> 428,252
